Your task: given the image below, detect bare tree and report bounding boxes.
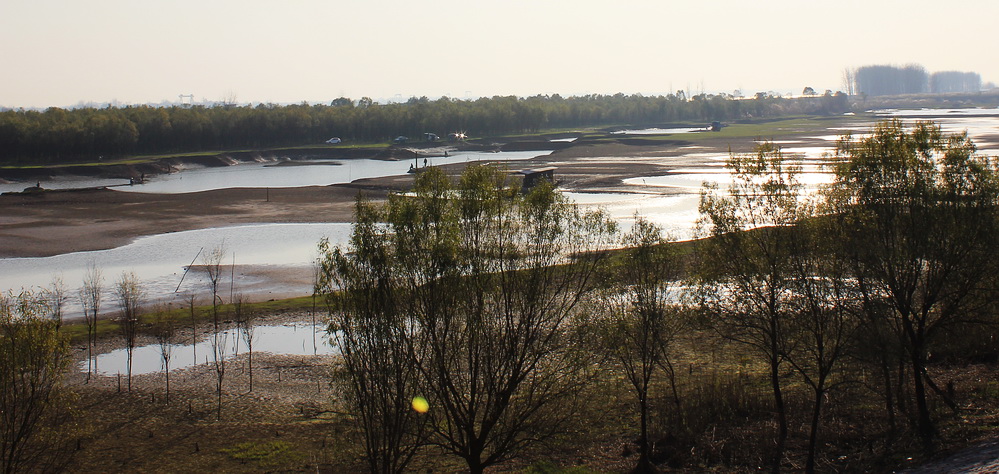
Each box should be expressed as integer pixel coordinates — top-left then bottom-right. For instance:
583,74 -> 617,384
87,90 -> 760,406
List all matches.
210,330 -> 229,420
841,68 -> 855,96
233,294 -> 256,392
44,276 -> 68,329
185,293 -> 198,365
79,264 -> 103,382
114,271 -> 144,392
202,242 -> 227,331
153,311 -> 176,402
202,242 -> 229,420
1,290 -> 76,472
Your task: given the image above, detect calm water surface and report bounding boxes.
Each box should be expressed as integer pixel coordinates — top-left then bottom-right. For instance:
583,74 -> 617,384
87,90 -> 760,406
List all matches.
0,150 -> 553,194
0,223 -> 354,316
83,321 -> 335,376
118,150 -> 552,194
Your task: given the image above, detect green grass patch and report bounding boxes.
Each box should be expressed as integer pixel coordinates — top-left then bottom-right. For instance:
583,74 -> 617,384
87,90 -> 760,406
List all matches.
681,115 -> 858,141
221,440 -> 304,468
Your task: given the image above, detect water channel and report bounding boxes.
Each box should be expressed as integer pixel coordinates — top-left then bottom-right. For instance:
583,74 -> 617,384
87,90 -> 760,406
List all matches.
0,149 -> 552,194
84,321 -> 335,376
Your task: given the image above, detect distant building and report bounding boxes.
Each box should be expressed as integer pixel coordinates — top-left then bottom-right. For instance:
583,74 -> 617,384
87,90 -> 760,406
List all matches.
518,167 -> 556,192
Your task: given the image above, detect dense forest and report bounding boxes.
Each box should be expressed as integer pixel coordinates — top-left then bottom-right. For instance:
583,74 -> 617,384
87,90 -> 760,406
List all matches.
0,92 -> 850,165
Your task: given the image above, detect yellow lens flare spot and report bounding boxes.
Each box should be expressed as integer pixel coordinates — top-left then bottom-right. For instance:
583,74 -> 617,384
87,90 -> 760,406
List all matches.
412,396 -> 429,413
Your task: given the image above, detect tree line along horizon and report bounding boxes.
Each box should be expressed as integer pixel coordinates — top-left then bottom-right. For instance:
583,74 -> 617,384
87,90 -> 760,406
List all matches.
6,118 -> 999,472
0,62 -> 988,166
0,92 -> 854,165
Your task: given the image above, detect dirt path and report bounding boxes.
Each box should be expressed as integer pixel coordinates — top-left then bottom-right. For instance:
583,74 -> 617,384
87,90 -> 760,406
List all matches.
905,438 -> 999,473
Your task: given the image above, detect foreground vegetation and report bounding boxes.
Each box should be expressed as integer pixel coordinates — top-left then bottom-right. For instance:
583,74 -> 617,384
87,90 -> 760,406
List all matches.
4,119 -> 999,472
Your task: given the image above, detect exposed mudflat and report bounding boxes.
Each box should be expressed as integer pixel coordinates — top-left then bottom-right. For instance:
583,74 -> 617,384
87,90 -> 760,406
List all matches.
0,127 -> 851,258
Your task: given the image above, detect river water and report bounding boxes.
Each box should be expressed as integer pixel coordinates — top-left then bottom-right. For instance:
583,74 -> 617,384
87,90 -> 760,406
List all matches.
6,110 -> 999,300
4,109 -> 999,365
0,223 -> 355,318
0,149 -> 552,194
0,150 -> 552,303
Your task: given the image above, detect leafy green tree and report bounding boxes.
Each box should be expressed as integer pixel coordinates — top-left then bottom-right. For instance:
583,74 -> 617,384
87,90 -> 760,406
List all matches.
1,93 -> 817,165
783,216 -> 859,473
595,217 -> 685,473
697,142 -> 812,472
0,290 -> 76,473
827,119 -> 999,452
318,201 -> 425,473
318,165 -> 615,473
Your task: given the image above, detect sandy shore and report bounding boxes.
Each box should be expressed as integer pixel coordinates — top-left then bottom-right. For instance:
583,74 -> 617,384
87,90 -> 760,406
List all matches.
0,123 -> 879,317
5,123 -> 892,321
0,184 -> 383,258
0,132 -> 786,259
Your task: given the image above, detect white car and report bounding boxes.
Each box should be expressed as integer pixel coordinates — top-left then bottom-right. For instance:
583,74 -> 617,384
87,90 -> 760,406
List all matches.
325,137 -> 342,144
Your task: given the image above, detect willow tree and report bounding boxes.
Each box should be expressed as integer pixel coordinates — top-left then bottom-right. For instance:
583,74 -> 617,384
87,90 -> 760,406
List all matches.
697,142 -> 812,472
0,290 -> 76,473
318,165 -> 615,473
595,217 -> 685,473
827,119 -> 999,452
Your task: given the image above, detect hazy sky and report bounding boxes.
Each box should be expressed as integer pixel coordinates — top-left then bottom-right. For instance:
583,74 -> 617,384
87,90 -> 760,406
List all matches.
2,0 -> 997,108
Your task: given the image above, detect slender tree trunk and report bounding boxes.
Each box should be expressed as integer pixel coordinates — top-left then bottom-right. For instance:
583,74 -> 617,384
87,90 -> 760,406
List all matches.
770,356 -> 787,474
880,351 -> 896,432
217,376 -> 223,421
805,385 -> 825,474
912,351 -> 934,452
637,392 -> 653,473
127,349 -> 133,392
903,315 -> 934,452
86,329 -> 94,382
896,357 -> 908,417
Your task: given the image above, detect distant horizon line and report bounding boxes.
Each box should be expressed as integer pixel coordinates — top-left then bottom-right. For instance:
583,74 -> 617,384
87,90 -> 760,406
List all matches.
0,88 -> 877,111
5,85 -> 999,112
